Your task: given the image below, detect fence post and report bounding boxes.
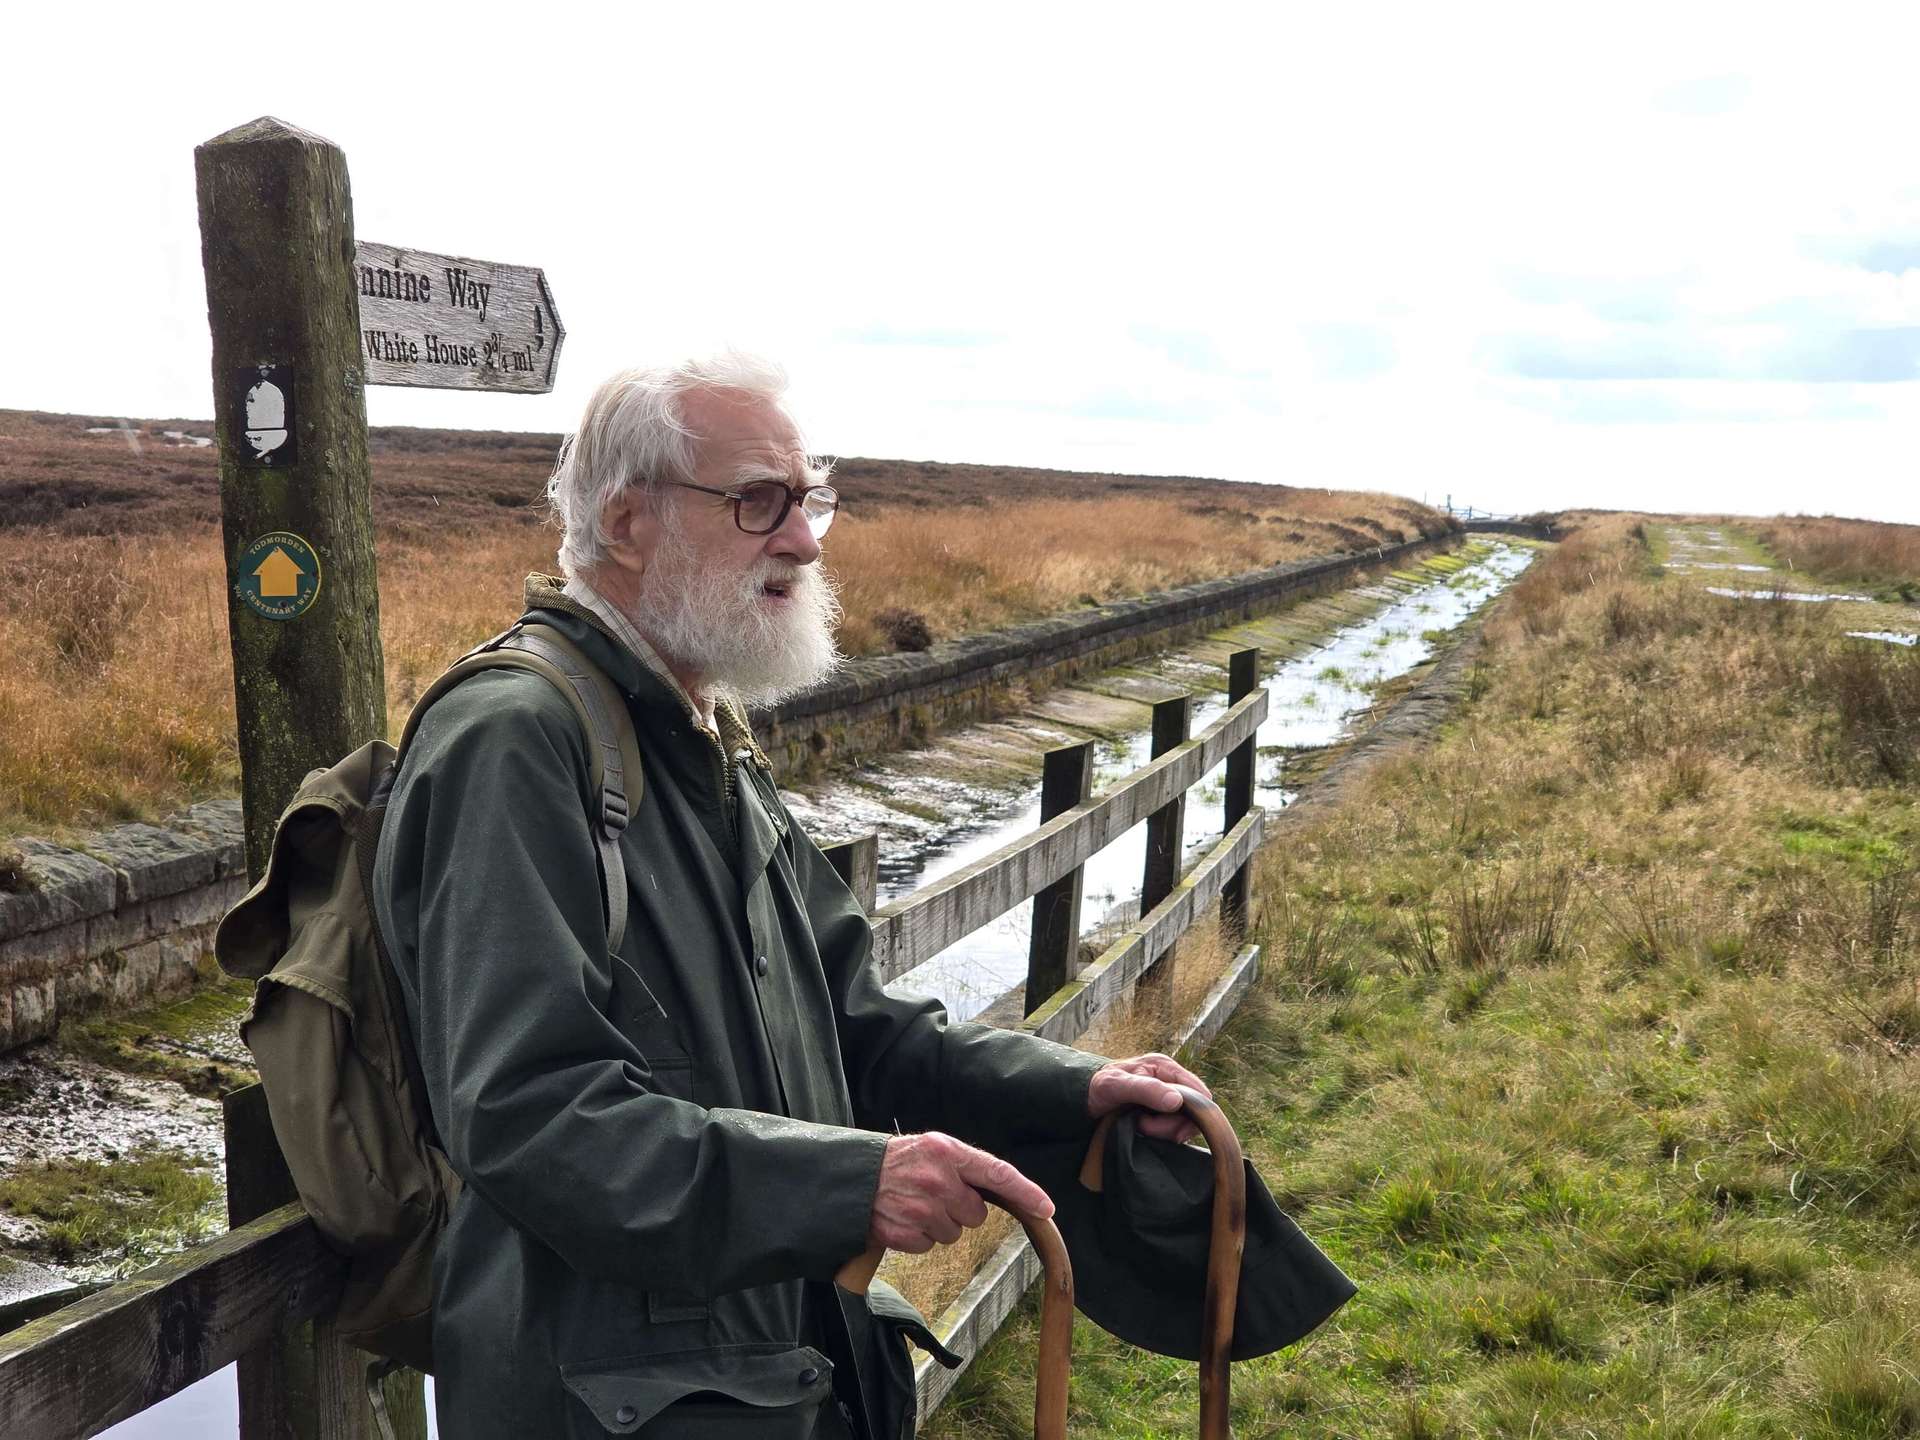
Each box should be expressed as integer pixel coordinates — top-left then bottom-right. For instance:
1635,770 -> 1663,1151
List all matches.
821,833 -> 880,914
1025,741 -> 1094,1016
1136,694 -> 1192,1029
1220,649 -> 1261,945
198,119 -> 423,1438
224,1086 -> 430,1439
224,1085 -> 300,1440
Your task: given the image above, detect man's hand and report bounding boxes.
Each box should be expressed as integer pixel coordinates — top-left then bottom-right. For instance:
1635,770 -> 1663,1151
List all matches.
1087,1053 -> 1211,1141
868,1132 -> 1053,1253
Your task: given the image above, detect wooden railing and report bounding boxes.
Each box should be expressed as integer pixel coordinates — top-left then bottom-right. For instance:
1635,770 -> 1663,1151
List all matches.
0,650 -> 1271,1439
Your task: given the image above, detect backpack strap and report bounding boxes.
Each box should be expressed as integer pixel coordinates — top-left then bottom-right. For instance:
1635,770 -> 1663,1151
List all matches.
393,620 -> 645,954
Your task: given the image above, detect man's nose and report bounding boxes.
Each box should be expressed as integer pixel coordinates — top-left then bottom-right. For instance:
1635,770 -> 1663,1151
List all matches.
766,496 -> 822,566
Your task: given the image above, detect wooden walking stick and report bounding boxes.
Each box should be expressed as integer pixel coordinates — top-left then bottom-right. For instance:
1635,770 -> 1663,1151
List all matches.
840,1086 -> 1247,1439
837,1202 -> 1075,1440
1079,1085 -> 1247,1440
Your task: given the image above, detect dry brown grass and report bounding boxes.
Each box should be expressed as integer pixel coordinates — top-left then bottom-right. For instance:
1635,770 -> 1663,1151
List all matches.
1485,513 -> 1648,644
1,409 -> 1448,837
1749,515 -> 1920,597
0,525 -> 563,838
829,493 -> 1426,654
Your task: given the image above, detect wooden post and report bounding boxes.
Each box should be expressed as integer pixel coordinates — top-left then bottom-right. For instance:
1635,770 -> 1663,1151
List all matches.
821,833 -> 880,914
1136,695 -> 1192,1030
195,116 -> 387,880
224,1087 -> 428,1439
1025,741 -> 1094,1016
223,1086 -> 300,1440
1220,649 -> 1261,945
199,118 -> 421,1438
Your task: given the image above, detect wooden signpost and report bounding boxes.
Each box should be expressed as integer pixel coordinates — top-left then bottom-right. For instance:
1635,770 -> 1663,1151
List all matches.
195,114 -> 564,1440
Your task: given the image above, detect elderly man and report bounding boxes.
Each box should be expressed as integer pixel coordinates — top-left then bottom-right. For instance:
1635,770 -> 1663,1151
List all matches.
372,354 -> 1209,1439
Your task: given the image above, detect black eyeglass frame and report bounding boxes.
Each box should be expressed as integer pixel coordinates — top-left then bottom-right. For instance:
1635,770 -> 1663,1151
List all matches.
661,478 -> 840,536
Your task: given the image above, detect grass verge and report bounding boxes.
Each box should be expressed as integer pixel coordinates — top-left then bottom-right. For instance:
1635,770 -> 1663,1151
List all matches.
928,516 -> 1920,1439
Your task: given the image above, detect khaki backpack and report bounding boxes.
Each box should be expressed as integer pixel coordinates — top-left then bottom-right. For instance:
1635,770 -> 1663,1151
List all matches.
214,619 -> 643,1375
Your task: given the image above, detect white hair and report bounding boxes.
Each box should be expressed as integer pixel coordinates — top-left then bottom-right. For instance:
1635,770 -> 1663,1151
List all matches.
635,500 -> 844,706
545,352 -> 793,578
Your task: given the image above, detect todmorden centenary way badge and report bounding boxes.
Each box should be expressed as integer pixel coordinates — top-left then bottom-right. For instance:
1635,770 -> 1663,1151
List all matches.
236,532 -> 321,621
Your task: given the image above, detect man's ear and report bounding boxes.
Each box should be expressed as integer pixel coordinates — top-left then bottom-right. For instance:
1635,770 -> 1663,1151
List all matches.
600,485 -> 660,576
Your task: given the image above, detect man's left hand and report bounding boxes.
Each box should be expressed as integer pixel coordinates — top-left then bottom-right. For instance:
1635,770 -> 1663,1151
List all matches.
1087,1053 -> 1211,1142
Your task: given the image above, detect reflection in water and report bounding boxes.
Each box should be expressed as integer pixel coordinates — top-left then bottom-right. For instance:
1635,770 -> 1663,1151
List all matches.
98,1368 -> 443,1439
1848,631 -> 1918,646
884,544 -> 1534,1019
1704,586 -> 1873,603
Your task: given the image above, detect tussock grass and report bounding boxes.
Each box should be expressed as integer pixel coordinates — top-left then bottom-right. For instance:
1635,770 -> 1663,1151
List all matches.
928,519 -> 1920,1438
1751,515 -> 1920,601
829,494 -> 1418,656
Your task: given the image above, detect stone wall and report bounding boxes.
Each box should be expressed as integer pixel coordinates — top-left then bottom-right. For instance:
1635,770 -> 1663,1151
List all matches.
0,802 -> 247,1052
0,531 -> 1457,1052
1464,519 -> 1563,540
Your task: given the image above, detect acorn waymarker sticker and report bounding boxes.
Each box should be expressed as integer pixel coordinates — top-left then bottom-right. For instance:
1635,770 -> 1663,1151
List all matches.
236,531 -> 321,620
235,363 -> 297,467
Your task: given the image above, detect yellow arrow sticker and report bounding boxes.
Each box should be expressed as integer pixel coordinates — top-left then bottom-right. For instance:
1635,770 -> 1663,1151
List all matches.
236,531 -> 321,620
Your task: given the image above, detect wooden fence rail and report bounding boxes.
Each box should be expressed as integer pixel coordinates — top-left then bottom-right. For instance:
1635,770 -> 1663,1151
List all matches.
866,684 -> 1266,983
0,651 -> 1270,1439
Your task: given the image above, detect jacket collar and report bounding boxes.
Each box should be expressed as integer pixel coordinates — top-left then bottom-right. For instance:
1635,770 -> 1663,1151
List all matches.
521,573 -> 771,770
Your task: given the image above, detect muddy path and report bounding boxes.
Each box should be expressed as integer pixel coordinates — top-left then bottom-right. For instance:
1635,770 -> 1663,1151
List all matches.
1658,522 -> 1920,641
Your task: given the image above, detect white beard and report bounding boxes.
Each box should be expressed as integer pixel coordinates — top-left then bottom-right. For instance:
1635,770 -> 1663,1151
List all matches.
631,514 -> 843,708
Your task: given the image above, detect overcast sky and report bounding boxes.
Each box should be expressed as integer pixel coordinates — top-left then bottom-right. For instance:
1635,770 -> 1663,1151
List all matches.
9,3 -> 1920,523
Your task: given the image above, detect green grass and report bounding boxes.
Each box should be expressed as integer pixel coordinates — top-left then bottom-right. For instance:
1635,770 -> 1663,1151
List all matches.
0,1148 -> 222,1269
61,973 -> 255,1097
1776,811 -> 1913,877
927,517 -> 1920,1439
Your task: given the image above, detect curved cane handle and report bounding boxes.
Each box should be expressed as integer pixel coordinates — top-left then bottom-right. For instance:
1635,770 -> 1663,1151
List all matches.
836,1200 -> 1075,1440
1080,1084 -> 1245,1440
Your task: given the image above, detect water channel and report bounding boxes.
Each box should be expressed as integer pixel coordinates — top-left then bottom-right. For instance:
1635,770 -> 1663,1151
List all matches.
91,539 -> 1533,1439
880,541 -> 1532,1020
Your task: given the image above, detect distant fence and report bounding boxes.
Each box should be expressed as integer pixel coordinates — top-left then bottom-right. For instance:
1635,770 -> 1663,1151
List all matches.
0,654 -> 1272,1438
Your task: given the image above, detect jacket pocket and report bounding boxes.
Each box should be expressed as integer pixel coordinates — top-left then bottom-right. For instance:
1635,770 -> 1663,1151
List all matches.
862,1280 -> 961,1440
644,1056 -> 697,1105
561,1345 -> 834,1437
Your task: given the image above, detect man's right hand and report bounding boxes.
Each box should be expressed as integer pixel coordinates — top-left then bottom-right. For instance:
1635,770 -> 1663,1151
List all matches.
868,1132 -> 1054,1253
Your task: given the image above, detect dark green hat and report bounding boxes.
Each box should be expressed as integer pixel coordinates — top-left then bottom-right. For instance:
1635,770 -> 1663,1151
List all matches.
1013,1112 -> 1355,1361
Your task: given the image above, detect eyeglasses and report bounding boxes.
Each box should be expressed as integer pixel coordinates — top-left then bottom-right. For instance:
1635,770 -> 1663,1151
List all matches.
662,478 -> 840,537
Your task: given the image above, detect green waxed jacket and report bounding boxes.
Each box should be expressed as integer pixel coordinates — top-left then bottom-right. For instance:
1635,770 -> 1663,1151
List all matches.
371,578 -> 1107,1439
